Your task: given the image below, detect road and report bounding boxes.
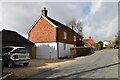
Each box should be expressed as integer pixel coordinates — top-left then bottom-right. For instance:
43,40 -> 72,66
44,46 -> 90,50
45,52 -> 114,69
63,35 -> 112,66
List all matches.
30,49 -> 119,79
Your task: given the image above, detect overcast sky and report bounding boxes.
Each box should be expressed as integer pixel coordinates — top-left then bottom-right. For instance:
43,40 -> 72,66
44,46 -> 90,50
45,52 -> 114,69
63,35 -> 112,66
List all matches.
1,2 -> 118,42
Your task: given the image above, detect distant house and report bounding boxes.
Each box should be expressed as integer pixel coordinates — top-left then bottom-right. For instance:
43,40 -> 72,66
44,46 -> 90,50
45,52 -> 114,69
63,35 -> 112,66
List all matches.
83,36 -> 96,49
1,29 -> 36,59
103,40 -> 114,48
28,8 -> 83,59
103,40 -> 110,48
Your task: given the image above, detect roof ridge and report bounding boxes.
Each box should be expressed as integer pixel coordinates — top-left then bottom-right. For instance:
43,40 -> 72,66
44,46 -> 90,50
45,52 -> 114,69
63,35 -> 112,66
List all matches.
1,30 -> 34,44
47,17 -> 83,37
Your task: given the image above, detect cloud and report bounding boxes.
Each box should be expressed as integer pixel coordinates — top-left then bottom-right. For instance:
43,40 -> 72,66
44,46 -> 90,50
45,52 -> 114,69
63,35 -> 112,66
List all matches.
83,2 -> 118,42
43,2 -> 85,24
93,17 -> 117,41
0,3 -> 2,30
90,1 -> 103,15
1,2 -> 118,42
2,2 -> 47,37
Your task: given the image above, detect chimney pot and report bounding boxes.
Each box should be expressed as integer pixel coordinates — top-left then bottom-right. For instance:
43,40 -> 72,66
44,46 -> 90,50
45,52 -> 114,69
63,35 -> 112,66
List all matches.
72,26 -> 74,30
41,7 -> 48,17
44,8 -> 46,10
89,36 -> 91,39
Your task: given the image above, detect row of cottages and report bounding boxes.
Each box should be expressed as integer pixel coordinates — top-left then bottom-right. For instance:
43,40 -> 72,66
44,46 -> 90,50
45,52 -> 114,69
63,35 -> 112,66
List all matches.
28,8 -> 83,59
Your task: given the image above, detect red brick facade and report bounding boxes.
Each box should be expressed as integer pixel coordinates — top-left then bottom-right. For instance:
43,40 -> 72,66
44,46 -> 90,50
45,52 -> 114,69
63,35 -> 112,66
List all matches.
57,28 -> 81,44
29,17 -> 56,43
29,16 -> 83,45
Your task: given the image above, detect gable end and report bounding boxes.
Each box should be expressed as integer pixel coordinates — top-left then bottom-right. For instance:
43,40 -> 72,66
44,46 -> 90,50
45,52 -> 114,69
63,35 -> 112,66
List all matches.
28,15 -> 58,33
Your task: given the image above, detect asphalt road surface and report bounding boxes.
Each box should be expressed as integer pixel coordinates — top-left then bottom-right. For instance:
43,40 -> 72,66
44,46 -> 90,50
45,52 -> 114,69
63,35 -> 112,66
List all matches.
30,49 -> 119,79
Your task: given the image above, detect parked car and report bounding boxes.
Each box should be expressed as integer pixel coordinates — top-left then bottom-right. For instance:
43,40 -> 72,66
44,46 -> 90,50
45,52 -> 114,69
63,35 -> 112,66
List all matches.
114,45 -> 119,49
1,46 -> 30,68
0,54 -> 3,79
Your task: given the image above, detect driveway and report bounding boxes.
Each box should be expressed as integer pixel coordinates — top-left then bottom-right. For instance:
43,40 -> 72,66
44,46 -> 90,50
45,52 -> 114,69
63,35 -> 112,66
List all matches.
3,59 -> 74,79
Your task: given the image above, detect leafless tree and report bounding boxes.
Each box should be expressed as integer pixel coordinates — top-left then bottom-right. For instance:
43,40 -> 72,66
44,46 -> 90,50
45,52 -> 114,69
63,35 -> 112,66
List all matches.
76,20 -> 83,35
66,19 -> 76,29
66,19 -> 83,36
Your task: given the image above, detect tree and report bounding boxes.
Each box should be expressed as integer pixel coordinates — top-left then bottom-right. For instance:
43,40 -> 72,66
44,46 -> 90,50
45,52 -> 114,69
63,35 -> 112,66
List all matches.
118,30 -> 120,36
98,41 -> 103,50
66,19 -> 83,36
96,41 -> 103,50
76,20 -> 83,36
115,30 -> 120,45
115,36 -> 120,45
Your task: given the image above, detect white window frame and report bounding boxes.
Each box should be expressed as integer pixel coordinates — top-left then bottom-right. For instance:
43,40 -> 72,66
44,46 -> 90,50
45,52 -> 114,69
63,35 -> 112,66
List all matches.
79,37 -> 81,41
64,32 -> 67,39
74,36 -> 76,42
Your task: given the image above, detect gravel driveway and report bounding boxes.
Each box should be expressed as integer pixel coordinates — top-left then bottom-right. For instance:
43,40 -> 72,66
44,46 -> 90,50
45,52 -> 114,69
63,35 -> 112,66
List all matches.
3,59 -> 74,79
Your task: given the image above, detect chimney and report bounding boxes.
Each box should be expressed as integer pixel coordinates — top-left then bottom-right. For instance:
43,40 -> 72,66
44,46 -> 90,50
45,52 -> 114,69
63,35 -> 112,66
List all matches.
89,36 -> 91,39
72,26 -> 74,30
41,8 -> 48,17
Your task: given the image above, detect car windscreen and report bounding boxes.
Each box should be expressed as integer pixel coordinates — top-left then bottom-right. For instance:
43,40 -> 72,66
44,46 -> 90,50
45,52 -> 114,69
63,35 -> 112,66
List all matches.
2,48 -> 14,53
12,48 -> 28,53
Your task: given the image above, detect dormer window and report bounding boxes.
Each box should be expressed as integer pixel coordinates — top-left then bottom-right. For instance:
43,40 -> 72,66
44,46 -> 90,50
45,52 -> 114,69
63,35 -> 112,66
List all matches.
74,36 -> 76,42
64,32 -> 67,39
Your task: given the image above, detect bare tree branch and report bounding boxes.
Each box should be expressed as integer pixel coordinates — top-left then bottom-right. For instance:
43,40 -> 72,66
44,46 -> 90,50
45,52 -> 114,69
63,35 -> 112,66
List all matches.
66,19 -> 83,36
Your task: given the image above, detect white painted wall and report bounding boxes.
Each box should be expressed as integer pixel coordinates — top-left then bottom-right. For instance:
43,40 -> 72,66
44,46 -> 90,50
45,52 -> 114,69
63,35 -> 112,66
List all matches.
58,42 -> 74,58
35,42 -> 74,59
35,42 -> 58,59
103,41 -> 110,47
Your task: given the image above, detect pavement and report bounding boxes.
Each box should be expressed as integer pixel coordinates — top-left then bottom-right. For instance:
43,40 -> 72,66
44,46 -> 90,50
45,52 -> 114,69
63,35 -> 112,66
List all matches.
29,49 -> 119,79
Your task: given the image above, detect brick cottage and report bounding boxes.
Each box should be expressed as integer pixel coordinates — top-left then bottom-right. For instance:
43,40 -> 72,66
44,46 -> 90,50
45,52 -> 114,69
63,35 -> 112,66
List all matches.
28,8 -> 83,59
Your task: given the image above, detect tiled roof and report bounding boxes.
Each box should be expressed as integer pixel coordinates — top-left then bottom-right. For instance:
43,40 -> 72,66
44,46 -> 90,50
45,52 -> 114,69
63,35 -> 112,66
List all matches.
28,14 -> 83,38
84,38 -> 96,45
47,17 -> 83,38
1,29 -> 34,45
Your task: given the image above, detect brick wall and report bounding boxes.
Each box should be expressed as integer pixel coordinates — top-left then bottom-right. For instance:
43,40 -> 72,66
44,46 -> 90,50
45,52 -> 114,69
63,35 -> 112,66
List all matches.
57,28 -> 81,44
29,17 -> 56,43
29,16 -> 83,45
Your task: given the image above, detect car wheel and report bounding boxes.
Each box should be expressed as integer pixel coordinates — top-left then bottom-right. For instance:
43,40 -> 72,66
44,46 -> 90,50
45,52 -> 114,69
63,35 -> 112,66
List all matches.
23,63 -> 29,66
8,60 -> 14,68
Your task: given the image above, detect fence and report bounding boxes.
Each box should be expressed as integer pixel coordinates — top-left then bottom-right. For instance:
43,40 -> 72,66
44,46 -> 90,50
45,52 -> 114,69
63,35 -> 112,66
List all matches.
70,47 -> 93,58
